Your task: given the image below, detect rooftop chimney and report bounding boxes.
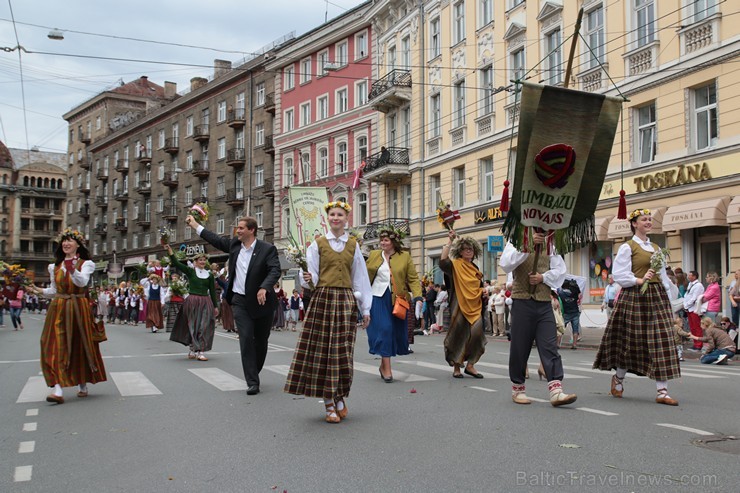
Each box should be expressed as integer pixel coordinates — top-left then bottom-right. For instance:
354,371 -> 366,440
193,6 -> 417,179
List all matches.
164,81 -> 177,99
190,77 -> 207,91
214,59 -> 232,79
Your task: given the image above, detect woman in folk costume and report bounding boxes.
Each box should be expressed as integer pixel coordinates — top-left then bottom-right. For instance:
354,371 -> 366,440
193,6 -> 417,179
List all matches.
284,201 -> 372,423
593,209 -> 681,406
440,230 -> 487,379
163,272 -> 187,333
140,274 -> 164,333
365,226 -> 422,383
28,228 -> 106,404
165,244 -> 219,361
213,267 -> 235,333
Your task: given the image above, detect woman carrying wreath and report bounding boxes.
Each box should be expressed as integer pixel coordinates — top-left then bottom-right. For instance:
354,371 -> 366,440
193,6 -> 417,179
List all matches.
440,230 -> 487,379
365,226 -> 422,382
165,244 -> 219,361
28,229 -> 106,404
593,209 -> 681,406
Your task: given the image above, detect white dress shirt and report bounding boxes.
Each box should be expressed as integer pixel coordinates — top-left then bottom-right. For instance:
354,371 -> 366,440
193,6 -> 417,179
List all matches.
42,260 -> 95,296
499,242 -> 567,291
683,279 -> 705,312
300,231 -> 372,315
612,235 -> 676,301
197,224 -> 251,295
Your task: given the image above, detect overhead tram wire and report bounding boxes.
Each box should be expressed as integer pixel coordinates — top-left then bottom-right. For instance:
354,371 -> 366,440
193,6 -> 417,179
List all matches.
6,0 -> 31,161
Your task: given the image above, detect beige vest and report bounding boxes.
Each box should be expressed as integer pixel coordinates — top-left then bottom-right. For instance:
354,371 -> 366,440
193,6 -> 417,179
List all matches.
316,236 -> 356,289
511,252 -> 552,302
627,240 -> 662,284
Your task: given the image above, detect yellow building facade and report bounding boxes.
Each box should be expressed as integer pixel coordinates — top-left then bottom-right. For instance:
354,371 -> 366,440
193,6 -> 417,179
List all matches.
365,0 -> 739,312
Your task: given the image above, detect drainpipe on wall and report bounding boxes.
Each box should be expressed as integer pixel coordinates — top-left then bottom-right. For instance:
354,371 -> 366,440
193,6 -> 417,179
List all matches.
418,0 -> 426,270
247,71 -> 253,216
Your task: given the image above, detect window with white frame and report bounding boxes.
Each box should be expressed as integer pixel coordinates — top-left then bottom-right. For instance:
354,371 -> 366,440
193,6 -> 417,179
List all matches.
235,92 -> 245,110
480,157 -> 494,201
317,50 -> 329,75
355,31 -> 368,59
510,0 -> 524,8
453,167 -> 466,208
401,36 -> 411,70
158,129 -> 165,149
388,113 -> 397,146
402,185 -> 412,217
112,239 -> 117,253
217,176 -> 225,197
545,28 -> 562,85
453,1 -> 466,45
157,195 -> 164,212
284,65 -> 295,90
387,45 -> 396,73
186,115 -> 193,136
637,103 -> 656,164
480,66 -> 494,115
430,93 -> 441,137
388,188 -> 398,218
336,41 -> 348,66
67,201 -> 73,214
217,138 -> 226,159
184,226 -> 192,240
430,174 -> 441,210
692,0 -> 717,23
357,136 -> 367,163
256,83 -> 265,106
200,180 -> 208,199
235,170 -> 244,194
132,235 -> 138,250
255,164 -> 264,187
217,214 -> 225,234
172,122 -> 179,140
356,80 -> 368,106
285,157 -> 294,186
254,205 -> 264,228
317,95 -> 329,120
133,203 -> 140,220
337,142 -> 348,173
185,186 -> 193,205
300,102 -> 311,127
511,48 -> 526,84
356,192 -> 368,225
318,148 -> 329,178
144,233 -> 150,248
186,151 -> 193,170
454,80 -> 466,128
694,82 -> 717,150
217,101 -> 227,122
284,108 -> 294,132
585,6 -> 605,69
96,116 -> 101,130
255,123 -> 264,146
93,242 -> 99,256
402,107 -> 411,148
430,17 -> 441,59
479,0 -> 493,27
336,89 -> 348,113
300,152 -> 310,183
635,0 -> 655,48
301,57 -> 312,84
283,206 -> 291,238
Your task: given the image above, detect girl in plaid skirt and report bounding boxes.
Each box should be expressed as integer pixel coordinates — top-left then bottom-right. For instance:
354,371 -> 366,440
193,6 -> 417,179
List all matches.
593,209 -> 681,406
284,202 -> 372,423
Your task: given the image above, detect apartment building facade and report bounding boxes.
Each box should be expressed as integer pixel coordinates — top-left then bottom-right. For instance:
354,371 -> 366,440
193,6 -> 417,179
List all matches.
364,0 -> 739,312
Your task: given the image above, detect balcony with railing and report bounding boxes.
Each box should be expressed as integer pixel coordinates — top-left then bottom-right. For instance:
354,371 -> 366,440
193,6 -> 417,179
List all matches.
191,160 -> 210,178
114,189 -> 129,202
264,135 -> 275,155
363,218 -> 411,242
135,180 -> 151,195
78,155 -> 91,170
80,204 -> 90,218
162,206 -> 178,220
79,181 -> 91,194
264,92 -> 275,114
115,159 -> 129,173
137,148 -> 152,164
362,147 -> 411,183
136,214 -> 151,227
94,223 -> 107,235
95,196 -> 108,207
227,107 -> 246,128
14,249 -> 53,260
225,188 -> 245,206
162,172 -> 179,188
79,131 -> 91,145
193,124 -> 210,142
263,177 -> 275,197
96,168 -> 109,181
226,148 -> 246,167
114,218 -> 128,231
164,137 -> 179,154
369,70 -> 412,113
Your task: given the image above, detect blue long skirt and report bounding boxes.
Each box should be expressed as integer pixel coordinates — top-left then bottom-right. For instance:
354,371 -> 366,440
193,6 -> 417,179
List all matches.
367,289 -> 410,357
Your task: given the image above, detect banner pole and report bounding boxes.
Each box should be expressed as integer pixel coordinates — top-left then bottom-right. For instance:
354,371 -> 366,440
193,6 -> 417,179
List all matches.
563,7 -> 584,89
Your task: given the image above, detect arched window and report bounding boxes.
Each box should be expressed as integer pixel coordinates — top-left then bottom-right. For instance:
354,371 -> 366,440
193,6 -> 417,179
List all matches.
23,176 -> 29,186
57,179 -> 63,189
44,178 -> 50,188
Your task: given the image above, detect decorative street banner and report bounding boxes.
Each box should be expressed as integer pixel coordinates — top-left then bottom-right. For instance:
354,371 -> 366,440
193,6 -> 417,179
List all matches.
502,82 -> 622,254
288,187 -> 330,249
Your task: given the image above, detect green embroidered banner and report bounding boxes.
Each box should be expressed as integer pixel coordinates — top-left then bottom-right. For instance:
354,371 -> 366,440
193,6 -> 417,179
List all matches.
502,82 -> 622,254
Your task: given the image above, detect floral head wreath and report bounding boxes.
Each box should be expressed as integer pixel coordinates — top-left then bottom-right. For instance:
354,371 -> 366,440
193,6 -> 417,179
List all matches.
628,208 -> 651,222
58,227 -> 86,246
324,201 -> 352,213
449,236 -> 483,260
377,225 -> 406,244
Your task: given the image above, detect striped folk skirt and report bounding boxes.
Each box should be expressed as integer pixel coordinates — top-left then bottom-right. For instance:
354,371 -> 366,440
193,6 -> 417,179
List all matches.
164,301 -> 182,332
145,300 -> 164,329
169,295 -> 215,352
593,283 -> 680,381
220,298 -> 235,332
284,286 -> 358,400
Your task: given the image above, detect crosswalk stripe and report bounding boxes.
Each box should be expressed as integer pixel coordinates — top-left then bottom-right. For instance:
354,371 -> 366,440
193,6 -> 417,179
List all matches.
469,386 -> 497,392
655,423 -> 713,436
16,376 -> 50,403
475,362 -> 591,379
14,465 -> 32,482
353,362 -> 435,382
576,407 -> 618,416
110,371 -> 162,396
263,364 -> 291,376
188,368 -> 247,391
397,360 -> 509,379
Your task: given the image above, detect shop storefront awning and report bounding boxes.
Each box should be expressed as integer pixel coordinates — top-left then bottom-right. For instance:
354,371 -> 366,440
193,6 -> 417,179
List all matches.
727,196 -> 740,224
607,207 -> 666,239
662,197 -> 731,231
594,216 -> 610,241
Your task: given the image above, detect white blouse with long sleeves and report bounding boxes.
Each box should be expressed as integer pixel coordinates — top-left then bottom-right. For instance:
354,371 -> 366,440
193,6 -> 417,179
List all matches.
499,243 -> 567,291
370,254 -> 392,298
41,260 -> 95,297
300,231 -> 373,315
612,235 -> 676,300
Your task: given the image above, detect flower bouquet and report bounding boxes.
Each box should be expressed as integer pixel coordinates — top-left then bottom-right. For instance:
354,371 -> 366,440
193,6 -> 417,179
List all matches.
189,202 -> 210,225
436,200 -> 461,231
286,234 -> 314,289
168,277 -> 188,297
1,261 -> 32,287
160,250 -> 186,268
641,247 -> 670,294
159,226 -> 173,246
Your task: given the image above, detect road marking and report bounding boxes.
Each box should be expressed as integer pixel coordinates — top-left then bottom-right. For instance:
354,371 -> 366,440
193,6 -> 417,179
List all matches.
110,371 -> 162,396
655,423 -> 714,436
14,465 -> 32,482
676,366 -> 740,376
16,377 -> 49,403
354,362 -> 435,382
18,441 -> 35,453
188,368 -> 247,391
527,397 -> 549,403
469,386 -> 497,392
26,409 -> 38,416
397,360 -> 509,378
576,407 -> 618,416
23,422 -> 37,431
475,362 -> 591,379
263,364 -> 291,376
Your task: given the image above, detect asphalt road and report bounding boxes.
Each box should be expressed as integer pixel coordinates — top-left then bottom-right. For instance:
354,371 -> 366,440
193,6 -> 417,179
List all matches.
1,313 -> 738,492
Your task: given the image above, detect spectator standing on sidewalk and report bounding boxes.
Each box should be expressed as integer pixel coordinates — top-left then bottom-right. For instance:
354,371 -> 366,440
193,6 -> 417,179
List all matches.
683,270 -> 705,350
601,275 -> 619,319
728,269 -> 739,327
558,279 -> 581,350
700,272 -> 721,323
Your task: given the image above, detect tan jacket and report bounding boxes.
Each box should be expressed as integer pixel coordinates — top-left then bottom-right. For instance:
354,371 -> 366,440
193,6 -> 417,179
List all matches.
366,250 -> 422,304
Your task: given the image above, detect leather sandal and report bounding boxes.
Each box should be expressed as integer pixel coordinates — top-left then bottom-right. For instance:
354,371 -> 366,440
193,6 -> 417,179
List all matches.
46,394 -> 64,404
77,390 -> 88,398
656,389 -> 678,406
325,403 -> 341,423
610,375 -> 624,398
335,398 -> 348,419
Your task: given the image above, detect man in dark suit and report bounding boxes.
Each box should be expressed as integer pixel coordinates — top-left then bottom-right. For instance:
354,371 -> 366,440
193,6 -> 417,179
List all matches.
187,215 -> 281,395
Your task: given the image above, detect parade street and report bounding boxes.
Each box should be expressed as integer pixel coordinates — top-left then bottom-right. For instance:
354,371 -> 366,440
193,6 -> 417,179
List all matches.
2,316 -> 738,493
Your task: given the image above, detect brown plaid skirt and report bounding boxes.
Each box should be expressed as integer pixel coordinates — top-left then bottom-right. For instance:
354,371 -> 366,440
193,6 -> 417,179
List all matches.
284,286 -> 358,400
593,283 -> 680,381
